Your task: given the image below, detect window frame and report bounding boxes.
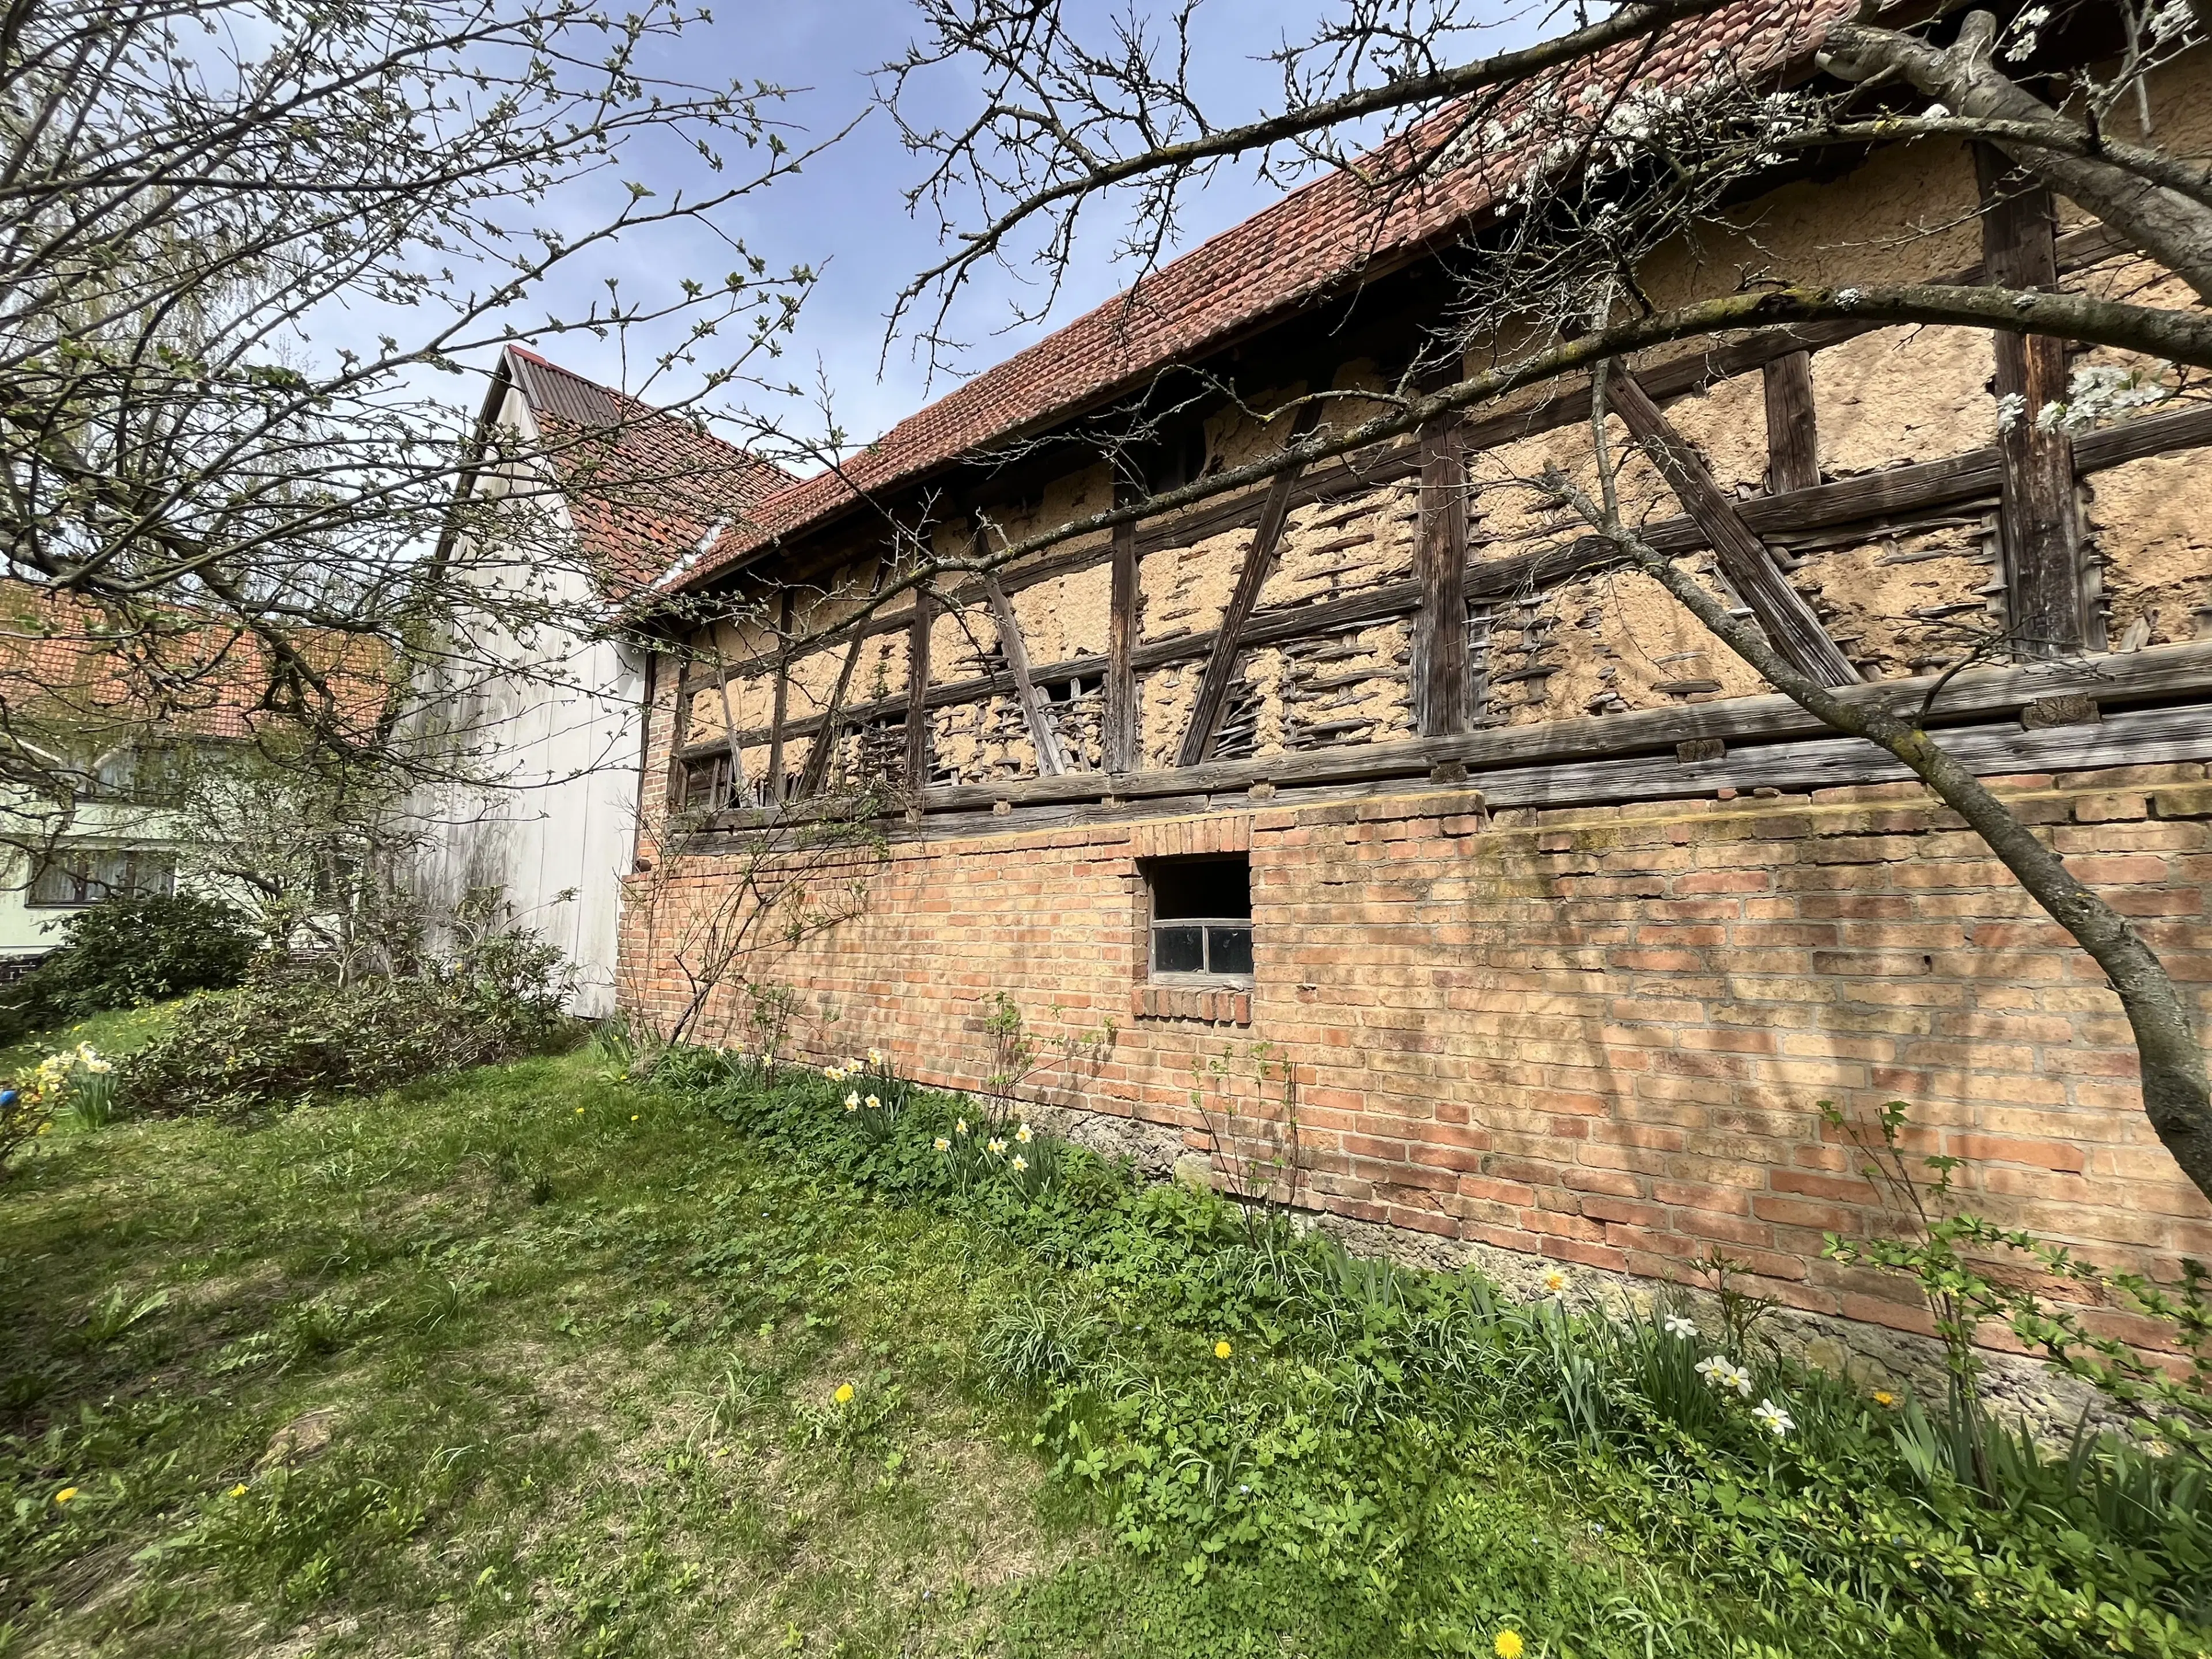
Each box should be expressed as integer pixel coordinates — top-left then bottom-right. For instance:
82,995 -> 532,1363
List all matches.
1142,853 -> 1255,988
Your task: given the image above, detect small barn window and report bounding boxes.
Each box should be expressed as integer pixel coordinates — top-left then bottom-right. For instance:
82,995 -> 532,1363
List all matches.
1145,854 -> 1252,983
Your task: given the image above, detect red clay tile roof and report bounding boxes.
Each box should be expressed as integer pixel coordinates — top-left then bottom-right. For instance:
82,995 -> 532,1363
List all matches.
676,0 -> 1854,593
503,346 -> 798,596
0,583 -> 393,744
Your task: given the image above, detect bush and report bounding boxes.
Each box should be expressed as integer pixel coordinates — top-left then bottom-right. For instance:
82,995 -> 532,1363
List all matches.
0,891 -> 256,1040
113,930 -> 573,1118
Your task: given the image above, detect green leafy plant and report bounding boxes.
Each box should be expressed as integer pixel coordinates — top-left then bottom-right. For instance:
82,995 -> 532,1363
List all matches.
1824,1098 -> 2211,1475
113,930 -> 572,1118
0,891 -> 256,1041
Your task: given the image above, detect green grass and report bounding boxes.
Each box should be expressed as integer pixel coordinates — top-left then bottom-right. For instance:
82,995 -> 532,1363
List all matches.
5,1044 -> 2204,1658
2,1050 -> 1098,1657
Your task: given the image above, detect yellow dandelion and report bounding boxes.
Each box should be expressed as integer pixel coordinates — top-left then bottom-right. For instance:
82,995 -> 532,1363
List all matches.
1873,1391 -> 1896,1408
630,1115 -> 639,1122
1494,1632 -> 1525,1659
1214,1340 -> 1233,1360
228,1483 -> 248,1498
574,1107 -> 585,1115
54,1486 -> 78,1505
834,1382 -> 855,1406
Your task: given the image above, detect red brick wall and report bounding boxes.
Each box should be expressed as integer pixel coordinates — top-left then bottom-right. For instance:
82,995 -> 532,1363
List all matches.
618,726 -> 2212,1338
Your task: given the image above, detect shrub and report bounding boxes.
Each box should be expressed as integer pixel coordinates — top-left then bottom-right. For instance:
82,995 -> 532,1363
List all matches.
0,891 -> 256,1041
113,930 -> 573,1118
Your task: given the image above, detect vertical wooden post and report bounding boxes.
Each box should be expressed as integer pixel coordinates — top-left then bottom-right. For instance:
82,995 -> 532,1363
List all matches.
904,585 -> 933,791
1977,145 -> 2090,657
1105,480 -> 1140,773
1762,350 -> 1820,494
1412,418 -> 1471,736
765,589 -> 793,805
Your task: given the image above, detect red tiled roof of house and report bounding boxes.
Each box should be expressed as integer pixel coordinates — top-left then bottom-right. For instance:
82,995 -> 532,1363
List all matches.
675,0 -> 1853,593
502,346 -> 800,596
0,584 -> 393,744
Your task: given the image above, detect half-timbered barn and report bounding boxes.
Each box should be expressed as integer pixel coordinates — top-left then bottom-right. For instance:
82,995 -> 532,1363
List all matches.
619,0 -> 2212,1344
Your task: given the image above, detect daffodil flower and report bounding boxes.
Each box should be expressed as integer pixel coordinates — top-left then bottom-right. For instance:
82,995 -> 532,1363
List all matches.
1662,1314 -> 1697,1339
955,1118 -> 968,1135
1010,1154 -> 1028,1172
844,1091 -> 861,1111
864,1094 -> 880,1111
1752,1399 -> 1795,1437
1014,1123 -> 1032,1144
1540,1266 -> 1570,1296
934,1137 -> 951,1152
987,1138 -> 1006,1156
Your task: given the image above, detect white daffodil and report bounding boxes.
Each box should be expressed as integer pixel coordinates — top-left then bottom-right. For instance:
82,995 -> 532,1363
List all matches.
987,1138 -> 1006,1157
933,1137 -> 951,1152
1010,1154 -> 1028,1173
1695,1357 -> 1754,1398
1539,1266 -> 1570,1296
1662,1315 -> 1697,1340
868,1047 -> 884,1068
864,1094 -> 881,1111
1752,1399 -> 1795,1437
1014,1123 -> 1033,1145
955,1118 -> 968,1135
843,1091 -> 861,1112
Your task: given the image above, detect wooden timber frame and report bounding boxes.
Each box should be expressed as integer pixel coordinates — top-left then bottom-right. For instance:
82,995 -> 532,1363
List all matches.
669,220 -> 2212,828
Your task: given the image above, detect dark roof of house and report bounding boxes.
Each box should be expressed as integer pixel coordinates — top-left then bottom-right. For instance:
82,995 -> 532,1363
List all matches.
501,346 -> 799,596
669,0 -> 1851,594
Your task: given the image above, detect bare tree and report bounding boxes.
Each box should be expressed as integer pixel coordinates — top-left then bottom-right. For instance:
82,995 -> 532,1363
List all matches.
0,0 -> 837,827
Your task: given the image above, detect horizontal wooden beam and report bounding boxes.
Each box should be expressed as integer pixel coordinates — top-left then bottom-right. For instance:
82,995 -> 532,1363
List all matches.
687,639 -> 2212,824
687,698 -> 2212,846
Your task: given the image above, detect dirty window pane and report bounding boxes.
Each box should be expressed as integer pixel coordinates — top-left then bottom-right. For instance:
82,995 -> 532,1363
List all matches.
1153,925 -> 1204,975
1207,926 -> 1253,978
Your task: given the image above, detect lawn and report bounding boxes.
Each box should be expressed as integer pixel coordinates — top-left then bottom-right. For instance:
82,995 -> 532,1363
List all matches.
1,1035 -> 2206,1658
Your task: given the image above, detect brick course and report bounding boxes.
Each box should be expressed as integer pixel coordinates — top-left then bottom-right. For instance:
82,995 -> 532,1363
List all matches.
620,700 -> 2212,1339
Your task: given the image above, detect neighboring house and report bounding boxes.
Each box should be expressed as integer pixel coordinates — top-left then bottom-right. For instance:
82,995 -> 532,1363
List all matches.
596,0 -> 2212,1349
0,743 -> 191,970
0,589 -> 385,968
416,346 -> 792,1014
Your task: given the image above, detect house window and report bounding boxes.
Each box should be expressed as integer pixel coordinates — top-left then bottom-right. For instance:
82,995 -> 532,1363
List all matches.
26,849 -> 177,908
1145,854 -> 1253,983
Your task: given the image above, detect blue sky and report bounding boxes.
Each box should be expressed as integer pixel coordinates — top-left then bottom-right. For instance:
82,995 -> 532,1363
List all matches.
516,0 -> 1365,460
